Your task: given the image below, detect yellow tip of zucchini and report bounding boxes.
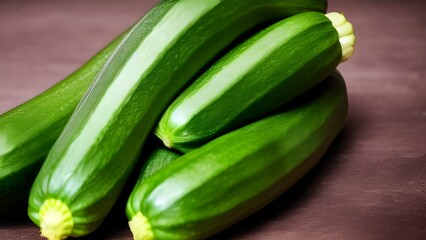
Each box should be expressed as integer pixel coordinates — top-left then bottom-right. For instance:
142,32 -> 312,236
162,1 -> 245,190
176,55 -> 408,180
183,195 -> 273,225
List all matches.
39,198 -> 73,240
325,12 -> 356,61
129,212 -> 154,240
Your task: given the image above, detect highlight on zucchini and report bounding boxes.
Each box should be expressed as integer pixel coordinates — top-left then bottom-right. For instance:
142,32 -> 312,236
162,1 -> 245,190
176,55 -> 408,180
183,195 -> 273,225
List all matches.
155,11 -> 356,152
28,0 -> 328,238
127,71 -> 349,240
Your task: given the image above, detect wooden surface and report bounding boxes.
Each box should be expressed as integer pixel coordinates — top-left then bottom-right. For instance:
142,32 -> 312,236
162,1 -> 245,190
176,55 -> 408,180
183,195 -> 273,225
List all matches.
0,0 -> 425,239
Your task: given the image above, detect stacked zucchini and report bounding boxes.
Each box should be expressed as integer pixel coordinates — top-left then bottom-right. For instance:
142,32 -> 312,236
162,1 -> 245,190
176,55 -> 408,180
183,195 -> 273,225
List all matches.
0,0 -> 356,239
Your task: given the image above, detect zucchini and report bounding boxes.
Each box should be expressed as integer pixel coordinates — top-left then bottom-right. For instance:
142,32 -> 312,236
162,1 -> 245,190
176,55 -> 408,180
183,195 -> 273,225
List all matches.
139,147 -> 181,183
127,70 -> 349,240
156,11 -> 355,152
0,32 -> 126,216
138,138 -> 182,183
28,0 -> 327,239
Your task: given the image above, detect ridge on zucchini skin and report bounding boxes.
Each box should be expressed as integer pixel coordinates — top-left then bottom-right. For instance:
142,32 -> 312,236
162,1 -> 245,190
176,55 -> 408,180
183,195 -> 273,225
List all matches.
28,0 -> 328,238
155,12 -> 356,153
126,71 -> 349,240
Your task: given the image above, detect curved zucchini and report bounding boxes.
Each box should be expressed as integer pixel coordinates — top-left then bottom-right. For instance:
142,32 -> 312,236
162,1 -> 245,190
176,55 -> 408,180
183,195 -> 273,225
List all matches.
0,32 -> 126,216
28,0 -> 327,239
156,11 -> 356,152
126,71 -> 349,240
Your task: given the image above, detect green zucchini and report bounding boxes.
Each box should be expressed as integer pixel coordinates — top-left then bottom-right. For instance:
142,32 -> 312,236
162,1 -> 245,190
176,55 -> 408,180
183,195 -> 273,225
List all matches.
139,145 -> 182,183
156,11 -> 356,152
127,70 -> 349,240
0,32 -> 126,216
28,0 -> 327,238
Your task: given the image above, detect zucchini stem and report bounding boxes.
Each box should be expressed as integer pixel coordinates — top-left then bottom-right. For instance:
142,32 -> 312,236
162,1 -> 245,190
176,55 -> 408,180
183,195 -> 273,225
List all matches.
325,12 -> 356,61
155,128 -> 174,149
129,212 -> 154,240
38,199 -> 73,240
161,137 -> 173,149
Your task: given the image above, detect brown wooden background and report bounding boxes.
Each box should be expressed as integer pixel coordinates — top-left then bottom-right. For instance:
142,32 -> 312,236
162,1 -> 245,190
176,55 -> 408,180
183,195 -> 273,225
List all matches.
0,0 -> 425,239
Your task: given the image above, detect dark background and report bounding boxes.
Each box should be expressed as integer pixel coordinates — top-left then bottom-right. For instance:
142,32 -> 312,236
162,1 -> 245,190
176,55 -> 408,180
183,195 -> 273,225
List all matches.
0,0 -> 425,239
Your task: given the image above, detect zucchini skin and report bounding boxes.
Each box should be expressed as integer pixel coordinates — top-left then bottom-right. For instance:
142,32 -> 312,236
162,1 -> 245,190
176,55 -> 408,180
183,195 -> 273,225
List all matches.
126,71 -> 348,240
28,0 -> 328,238
0,32 -> 125,216
156,12 -> 342,152
139,147 -> 181,183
